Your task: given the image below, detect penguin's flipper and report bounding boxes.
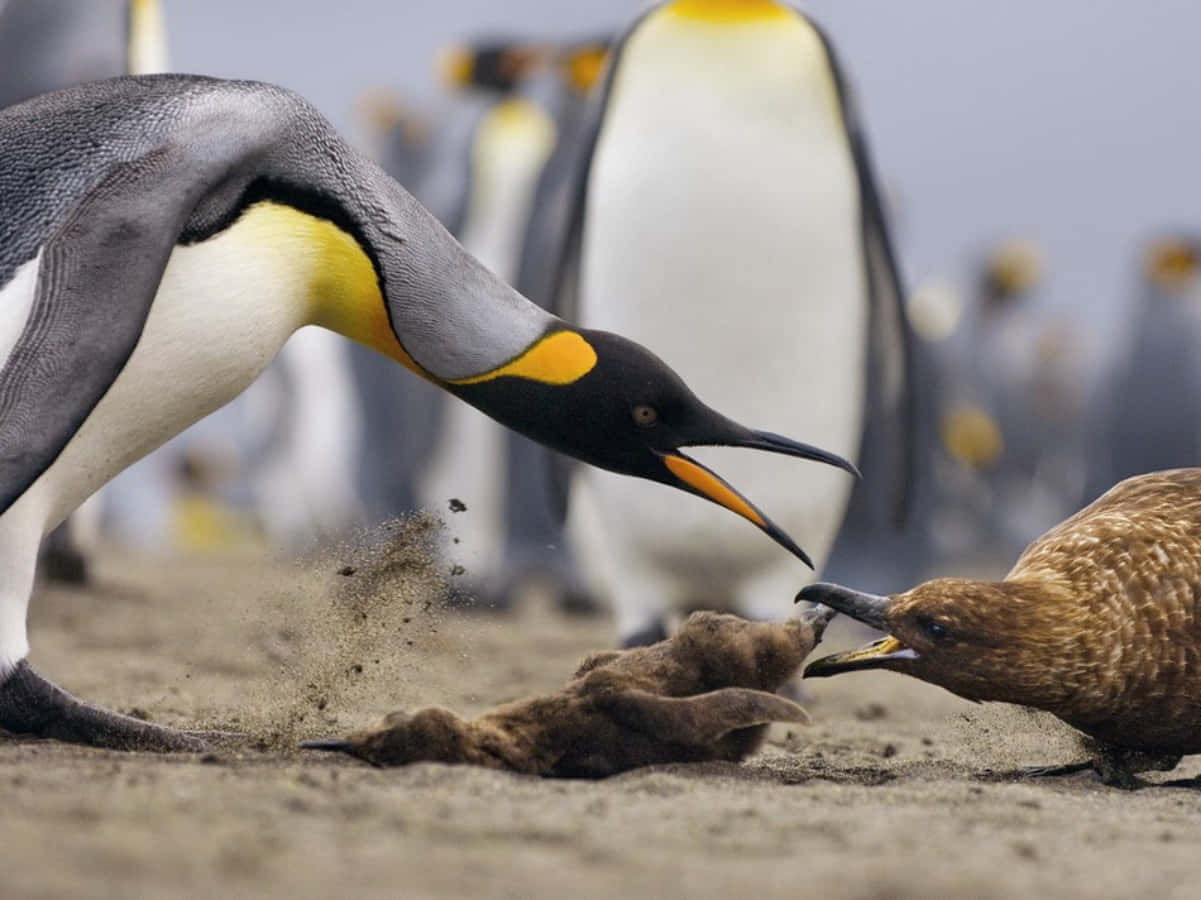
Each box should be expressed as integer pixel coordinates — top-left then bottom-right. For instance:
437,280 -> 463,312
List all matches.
0,144 -> 235,515
857,162 -> 916,527
812,20 -> 917,527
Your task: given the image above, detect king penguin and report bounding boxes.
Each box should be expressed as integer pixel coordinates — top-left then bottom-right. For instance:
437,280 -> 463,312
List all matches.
0,74 -> 855,751
554,0 -> 912,645
0,0 -> 167,107
936,239 -> 1091,561
0,0 -> 169,580
1088,235 -> 1201,496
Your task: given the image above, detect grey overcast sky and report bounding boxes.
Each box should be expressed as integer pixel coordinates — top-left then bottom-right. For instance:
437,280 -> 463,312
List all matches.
168,0 -> 1201,350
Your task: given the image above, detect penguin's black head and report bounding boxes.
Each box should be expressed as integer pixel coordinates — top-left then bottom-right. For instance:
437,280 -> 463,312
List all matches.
451,329 -> 859,568
438,39 -> 548,93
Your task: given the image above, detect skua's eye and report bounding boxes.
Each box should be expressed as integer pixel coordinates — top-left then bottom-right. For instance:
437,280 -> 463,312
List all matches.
918,616 -> 952,643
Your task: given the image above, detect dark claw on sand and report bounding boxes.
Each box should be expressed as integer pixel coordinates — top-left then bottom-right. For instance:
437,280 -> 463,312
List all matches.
1013,761 -> 1095,779
300,738 -> 354,753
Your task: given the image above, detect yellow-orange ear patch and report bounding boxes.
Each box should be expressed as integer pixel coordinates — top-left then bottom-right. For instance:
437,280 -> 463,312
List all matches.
940,405 -> 1003,470
667,0 -> 793,24
453,331 -> 598,386
663,454 -> 766,527
564,46 -> 609,94
1147,239 -> 1200,290
437,45 -> 474,87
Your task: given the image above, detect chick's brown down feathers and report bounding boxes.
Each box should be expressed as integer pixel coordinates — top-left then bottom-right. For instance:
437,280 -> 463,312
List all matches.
304,608 -> 833,777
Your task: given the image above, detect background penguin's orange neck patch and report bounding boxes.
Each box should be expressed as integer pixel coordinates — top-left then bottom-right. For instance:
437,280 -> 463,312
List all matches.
452,331 -> 597,385
667,0 -> 792,23
565,46 -> 609,94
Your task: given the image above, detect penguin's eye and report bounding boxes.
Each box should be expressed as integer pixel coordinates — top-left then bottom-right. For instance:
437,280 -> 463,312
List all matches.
917,616 -> 952,643
631,405 -> 659,427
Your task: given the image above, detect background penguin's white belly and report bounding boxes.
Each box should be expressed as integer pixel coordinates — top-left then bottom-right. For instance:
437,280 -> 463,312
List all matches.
419,99 -> 557,577
575,13 -> 868,585
11,230 -> 309,532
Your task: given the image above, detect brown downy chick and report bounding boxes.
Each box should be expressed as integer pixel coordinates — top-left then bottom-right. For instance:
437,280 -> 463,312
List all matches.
302,606 -> 835,778
802,469 -> 1201,787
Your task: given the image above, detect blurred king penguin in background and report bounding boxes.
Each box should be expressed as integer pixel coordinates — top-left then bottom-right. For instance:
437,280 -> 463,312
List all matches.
553,0 -> 913,645
921,239 -> 1094,568
1087,234 -> 1201,498
0,0 -> 167,108
0,0 -> 169,581
356,37 -> 610,611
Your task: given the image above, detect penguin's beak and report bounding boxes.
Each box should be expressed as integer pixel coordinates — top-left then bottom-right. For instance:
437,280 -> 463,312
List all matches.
657,435 -> 858,570
795,582 -> 918,677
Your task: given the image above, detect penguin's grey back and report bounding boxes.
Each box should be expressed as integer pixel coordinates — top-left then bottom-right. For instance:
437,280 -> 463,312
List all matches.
0,75 -> 373,285
0,76 -> 237,284
2,72 -> 553,382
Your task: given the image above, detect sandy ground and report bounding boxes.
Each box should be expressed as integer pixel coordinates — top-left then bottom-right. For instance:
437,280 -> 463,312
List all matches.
3,519 -> 1201,900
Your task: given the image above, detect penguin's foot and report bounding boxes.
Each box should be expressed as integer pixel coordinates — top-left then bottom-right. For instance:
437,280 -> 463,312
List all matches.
0,661 -> 239,752
459,563 -> 602,617
39,545 -> 90,586
556,582 -> 603,617
491,564 -> 602,617
620,620 -> 669,649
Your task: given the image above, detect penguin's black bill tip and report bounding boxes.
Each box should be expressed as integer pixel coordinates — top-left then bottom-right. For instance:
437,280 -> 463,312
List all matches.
739,430 -> 861,480
762,518 -> 815,569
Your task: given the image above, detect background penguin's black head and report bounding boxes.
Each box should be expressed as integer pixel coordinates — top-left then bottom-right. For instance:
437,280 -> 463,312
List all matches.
438,39 -> 547,93
453,329 -> 858,567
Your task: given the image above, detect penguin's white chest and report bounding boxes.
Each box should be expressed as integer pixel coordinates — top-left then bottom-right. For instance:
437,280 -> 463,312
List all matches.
8,227 -> 311,530
577,13 -> 868,573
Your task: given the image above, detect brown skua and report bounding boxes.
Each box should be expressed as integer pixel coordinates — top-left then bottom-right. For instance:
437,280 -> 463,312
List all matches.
803,469 -> 1201,787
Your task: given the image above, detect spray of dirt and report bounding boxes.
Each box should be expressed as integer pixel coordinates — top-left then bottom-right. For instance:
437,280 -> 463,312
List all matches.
227,512 -> 462,751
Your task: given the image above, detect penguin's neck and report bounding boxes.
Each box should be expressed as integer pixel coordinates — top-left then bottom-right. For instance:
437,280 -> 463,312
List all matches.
245,200 -> 568,389
236,201 -> 426,376
666,0 -> 792,23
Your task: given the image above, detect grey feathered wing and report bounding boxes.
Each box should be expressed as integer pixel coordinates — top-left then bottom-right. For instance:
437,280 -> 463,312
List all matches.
0,141 -> 253,515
